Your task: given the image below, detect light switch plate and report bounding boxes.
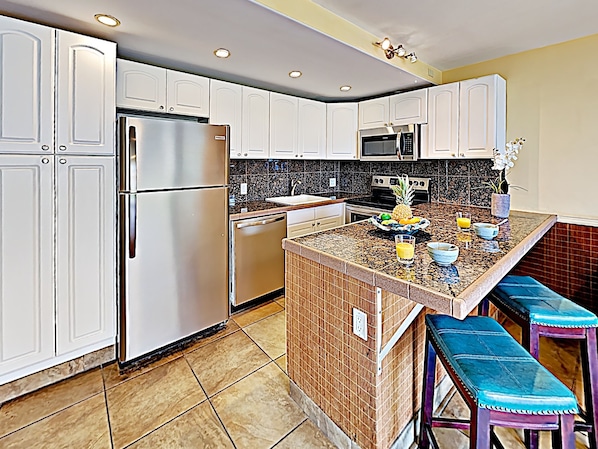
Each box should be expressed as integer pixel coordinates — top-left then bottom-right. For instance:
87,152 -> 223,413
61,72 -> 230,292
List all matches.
353,308 -> 367,341
329,177 -> 336,187
240,183 -> 247,195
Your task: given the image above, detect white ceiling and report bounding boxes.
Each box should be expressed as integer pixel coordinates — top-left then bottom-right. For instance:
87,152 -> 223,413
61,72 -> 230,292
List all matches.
0,0 -> 597,101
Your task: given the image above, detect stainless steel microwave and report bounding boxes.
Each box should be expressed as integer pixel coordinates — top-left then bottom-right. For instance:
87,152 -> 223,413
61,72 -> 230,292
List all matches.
359,124 -> 420,161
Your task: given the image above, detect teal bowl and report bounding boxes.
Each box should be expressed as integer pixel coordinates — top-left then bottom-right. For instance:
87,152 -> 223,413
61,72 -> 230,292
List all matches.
427,242 -> 459,266
473,222 -> 499,240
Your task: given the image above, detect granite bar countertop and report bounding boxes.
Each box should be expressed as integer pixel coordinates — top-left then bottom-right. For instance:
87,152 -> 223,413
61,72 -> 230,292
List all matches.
282,203 -> 557,318
229,191 -> 357,220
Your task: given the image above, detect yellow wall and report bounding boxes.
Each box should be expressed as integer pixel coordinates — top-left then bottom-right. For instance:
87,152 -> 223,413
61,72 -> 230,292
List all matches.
444,34 -> 598,221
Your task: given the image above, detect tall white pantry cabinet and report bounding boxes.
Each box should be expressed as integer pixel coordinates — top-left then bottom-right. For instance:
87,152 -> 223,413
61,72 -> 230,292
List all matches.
0,16 -> 116,383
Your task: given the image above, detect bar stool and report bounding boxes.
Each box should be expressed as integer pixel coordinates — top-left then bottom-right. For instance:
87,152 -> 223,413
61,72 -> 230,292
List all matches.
420,314 -> 578,449
480,275 -> 598,449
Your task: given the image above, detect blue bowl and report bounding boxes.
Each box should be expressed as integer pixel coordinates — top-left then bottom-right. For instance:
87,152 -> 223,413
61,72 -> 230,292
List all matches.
473,222 -> 499,240
427,242 -> 459,266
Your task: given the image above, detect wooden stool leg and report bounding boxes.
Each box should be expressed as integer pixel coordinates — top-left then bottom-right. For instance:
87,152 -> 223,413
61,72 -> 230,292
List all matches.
478,297 -> 489,316
470,407 -> 491,449
581,328 -> 598,449
419,338 -> 437,449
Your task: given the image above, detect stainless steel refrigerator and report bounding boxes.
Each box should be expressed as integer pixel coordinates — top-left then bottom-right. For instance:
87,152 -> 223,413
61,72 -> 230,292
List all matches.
118,115 -> 229,364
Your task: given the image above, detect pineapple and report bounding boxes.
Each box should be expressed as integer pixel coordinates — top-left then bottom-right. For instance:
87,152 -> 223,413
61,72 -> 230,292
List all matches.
390,175 -> 415,221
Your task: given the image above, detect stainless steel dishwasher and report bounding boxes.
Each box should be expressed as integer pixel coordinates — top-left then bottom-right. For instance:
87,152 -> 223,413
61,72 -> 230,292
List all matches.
230,213 -> 287,307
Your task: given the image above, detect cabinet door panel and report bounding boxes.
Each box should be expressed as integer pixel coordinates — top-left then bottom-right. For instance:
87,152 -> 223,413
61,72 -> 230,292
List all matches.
270,93 -> 298,159
358,98 -> 389,129
210,80 -> 242,157
287,221 -> 316,238
326,103 -> 358,160
167,70 -> 209,117
241,87 -> 269,158
0,155 -> 54,375
116,59 -> 166,112
56,156 -> 115,354
423,84 -> 459,159
0,17 -> 53,154
298,99 -> 326,159
56,31 -> 116,155
316,216 -> 343,232
390,90 -> 428,125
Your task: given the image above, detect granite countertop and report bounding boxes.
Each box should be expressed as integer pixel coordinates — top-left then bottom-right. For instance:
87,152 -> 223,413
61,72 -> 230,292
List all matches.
282,203 -> 557,318
228,191 -> 358,220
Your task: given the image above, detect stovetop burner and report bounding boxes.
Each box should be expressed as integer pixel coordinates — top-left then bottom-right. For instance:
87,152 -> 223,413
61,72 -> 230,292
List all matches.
346,175 -> 431,209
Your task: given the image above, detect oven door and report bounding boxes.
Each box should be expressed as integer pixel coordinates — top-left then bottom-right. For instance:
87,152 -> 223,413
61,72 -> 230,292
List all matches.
345,204 -> 392,223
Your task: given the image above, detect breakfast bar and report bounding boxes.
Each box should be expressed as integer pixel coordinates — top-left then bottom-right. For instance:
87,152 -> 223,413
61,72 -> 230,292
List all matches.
282,203 -> 557,449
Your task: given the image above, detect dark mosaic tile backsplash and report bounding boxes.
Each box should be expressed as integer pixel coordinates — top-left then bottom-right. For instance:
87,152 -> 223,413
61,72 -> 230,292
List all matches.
229,159 -> 496,207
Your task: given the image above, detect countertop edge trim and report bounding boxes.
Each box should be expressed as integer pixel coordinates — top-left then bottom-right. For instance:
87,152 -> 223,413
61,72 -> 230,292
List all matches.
230,197 -> 347,221
453,214 -> 557,319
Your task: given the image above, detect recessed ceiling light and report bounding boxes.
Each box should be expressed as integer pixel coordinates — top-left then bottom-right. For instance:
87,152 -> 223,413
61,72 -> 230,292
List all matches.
289,71 -> 302,78
214,48 -> 231,58
339,85 -> 352,92
94,14 -> 120,27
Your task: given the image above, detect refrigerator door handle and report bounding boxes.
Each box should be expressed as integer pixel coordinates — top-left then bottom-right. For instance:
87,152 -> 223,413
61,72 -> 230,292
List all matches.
129,125 -> 138,193
129,195 -> 137,258
236,215 -> 285,229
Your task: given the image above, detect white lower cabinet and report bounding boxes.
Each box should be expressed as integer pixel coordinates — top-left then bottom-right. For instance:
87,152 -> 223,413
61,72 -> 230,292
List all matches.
287,203 -> 345,238
0,154 -> 116,382
56,156 -> 115,355
0,155 -> 55,376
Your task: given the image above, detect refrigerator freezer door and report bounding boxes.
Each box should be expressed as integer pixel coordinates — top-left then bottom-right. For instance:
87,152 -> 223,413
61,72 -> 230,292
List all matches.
120,187 -> 228,362
119,116 -> 228,192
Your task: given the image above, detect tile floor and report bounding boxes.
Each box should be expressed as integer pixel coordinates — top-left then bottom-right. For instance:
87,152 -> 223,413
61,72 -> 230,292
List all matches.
0,297 -> 593,449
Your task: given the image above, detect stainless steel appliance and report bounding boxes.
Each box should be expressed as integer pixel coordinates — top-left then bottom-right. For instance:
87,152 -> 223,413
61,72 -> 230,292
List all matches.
345,175 -> 431,223
118,115 -> 229,364
230,213 -> 287,307
359,124 -> 420,161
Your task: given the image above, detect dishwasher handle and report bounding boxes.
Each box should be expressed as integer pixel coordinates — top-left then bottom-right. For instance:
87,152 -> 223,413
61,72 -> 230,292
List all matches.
236,215 -> 285,229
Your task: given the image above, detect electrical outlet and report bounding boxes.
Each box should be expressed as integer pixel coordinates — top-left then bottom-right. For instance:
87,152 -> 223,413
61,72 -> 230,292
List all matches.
329,177 -> 336,187
353,308 -> 367,341
240,183 -> 247,195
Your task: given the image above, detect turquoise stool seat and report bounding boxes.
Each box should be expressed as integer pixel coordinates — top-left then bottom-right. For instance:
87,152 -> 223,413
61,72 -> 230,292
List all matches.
481,275 -> 598,449
491,275 -> 598,328
419,314 -> 578,449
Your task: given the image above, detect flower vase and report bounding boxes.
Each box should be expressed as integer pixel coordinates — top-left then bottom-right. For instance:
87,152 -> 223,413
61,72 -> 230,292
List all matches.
491,193 -> 510,218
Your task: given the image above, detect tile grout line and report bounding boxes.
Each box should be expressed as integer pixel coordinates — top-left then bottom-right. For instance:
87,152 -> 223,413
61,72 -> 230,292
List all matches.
270,417 -> 309,448
183,355 -> 238,449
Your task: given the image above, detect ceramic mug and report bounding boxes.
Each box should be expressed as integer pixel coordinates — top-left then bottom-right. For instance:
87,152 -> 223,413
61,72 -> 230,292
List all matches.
473,222 -> 499,240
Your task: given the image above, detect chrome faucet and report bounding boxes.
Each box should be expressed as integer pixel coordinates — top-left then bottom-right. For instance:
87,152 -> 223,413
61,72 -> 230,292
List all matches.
291,179 -> 302,196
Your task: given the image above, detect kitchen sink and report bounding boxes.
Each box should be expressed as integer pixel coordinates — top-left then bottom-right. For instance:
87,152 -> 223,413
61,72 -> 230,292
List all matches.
266,194 -> 331,206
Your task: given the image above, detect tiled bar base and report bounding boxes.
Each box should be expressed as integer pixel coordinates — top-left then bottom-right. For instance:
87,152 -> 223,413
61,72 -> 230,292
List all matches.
286,251 -> 440,449
0,346 -> 114,404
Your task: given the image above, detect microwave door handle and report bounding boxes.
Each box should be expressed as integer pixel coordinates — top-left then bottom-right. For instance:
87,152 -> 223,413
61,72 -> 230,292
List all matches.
396,130 -> 403,160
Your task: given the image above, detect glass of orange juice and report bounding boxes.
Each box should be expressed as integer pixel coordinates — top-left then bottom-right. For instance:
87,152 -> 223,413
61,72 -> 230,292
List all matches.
456,212 -> 471,232
395,235 -> 416,265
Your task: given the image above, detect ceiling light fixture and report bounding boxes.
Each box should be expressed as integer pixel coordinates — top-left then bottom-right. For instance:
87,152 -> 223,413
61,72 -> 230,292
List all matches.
339,85 -> 351,92
289,71 -> 302,78
374,37 -> 417,63
214,48 -> 231,58
94,14 -> 120,27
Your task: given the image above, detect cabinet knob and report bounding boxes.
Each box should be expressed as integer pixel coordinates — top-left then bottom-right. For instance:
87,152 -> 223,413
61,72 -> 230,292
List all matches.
295,154 -> 298,157
312,223 -> 316,227
41,145 -> 50,151
237,153 -> 242,157
451,153 -> 457,157
59,158 -> 67,164
41,158 -> 49,164
300,154 -> 303,158
159,105 -> 164,110
244,153 -> 248,156
59,145 -> 67,151
460,153 -> 465,157
169,107 -> 174,112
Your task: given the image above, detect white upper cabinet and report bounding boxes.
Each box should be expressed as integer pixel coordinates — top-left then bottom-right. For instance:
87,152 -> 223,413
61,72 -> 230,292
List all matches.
166,70 -> 209,116
421,75 -> 506,159
56,156 -> 115,355
210,80 -> 242,157
116,60 -> 166,111
459,74 -> 506,158
0,155 -> 55,375
56,31 -> 116,155
358,97 -> 389,129
422,83 -> 460,159
389,89 -> 428,125
326,103 -> 358,160
298,98 -> 326,159
0,17 -> 54,154
117,59 -> 209,118
270,92 -> 298,159
241,86 -> 269,158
